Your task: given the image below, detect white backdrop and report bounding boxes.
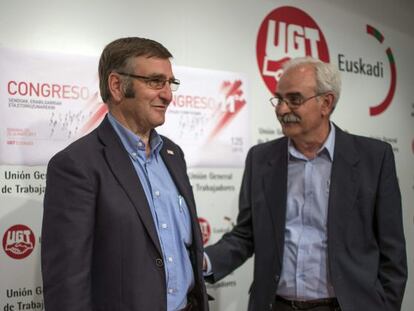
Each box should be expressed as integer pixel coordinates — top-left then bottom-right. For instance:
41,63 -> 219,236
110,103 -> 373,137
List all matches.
0,1 -> 413,310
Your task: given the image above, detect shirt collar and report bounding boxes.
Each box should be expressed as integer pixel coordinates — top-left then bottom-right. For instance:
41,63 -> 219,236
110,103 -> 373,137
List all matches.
107,112 -> 164,157
288,122 -> 335,161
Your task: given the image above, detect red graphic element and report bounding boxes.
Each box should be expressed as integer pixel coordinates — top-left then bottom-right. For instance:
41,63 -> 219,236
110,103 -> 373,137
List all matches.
256,6 -> 330,95
207,80 -> 246,141
198,217 -> 211,245
2,224 -> 36,259
367,25 -> 397,116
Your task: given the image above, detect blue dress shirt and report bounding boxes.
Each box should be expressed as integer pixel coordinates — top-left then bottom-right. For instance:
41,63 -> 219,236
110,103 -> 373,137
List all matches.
277,124 -> 336,300
108,113 -> 194,311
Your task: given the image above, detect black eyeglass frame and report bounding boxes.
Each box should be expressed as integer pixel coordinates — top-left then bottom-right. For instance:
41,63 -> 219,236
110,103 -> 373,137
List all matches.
117,72 -> 180,91
269,93 -> 326,109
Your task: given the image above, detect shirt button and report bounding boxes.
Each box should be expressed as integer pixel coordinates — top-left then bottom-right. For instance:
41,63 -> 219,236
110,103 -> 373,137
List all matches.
161,223 -> 168,229
155,258 -> 163,267
168,288 -> 174,294
138,142 -> 143,147
155,190 -> 160,197
168,256 -> 173,263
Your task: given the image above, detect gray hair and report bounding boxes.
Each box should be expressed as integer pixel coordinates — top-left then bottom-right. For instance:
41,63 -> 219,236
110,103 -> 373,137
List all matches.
282,57 -> 341,110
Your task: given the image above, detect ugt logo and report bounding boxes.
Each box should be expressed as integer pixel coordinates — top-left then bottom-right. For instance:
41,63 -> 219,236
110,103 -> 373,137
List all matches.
198,217 -> 211,245
2,224 -> 36,259
256,6 -> 330,94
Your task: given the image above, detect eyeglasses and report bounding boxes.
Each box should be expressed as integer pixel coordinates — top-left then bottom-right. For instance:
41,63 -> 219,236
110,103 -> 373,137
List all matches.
269,93 -> 323,109
117,72 -> 180,91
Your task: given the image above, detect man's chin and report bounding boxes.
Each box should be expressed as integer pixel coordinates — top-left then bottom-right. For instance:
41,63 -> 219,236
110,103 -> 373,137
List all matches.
280,123 -> 299,137
154,118 -> 166,128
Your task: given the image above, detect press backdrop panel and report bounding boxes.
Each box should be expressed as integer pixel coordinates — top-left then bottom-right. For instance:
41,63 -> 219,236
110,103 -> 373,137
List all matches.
0,1 -> 413,311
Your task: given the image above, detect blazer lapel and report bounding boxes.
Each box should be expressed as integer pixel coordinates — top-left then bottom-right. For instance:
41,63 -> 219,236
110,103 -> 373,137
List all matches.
328,125 -> 360,235
97,117 -> 162,255
263,138 -> 288,264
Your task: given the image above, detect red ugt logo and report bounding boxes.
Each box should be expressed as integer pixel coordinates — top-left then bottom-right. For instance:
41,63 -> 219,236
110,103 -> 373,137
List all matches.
2,224 -> 36,259
256,6 -> 330,95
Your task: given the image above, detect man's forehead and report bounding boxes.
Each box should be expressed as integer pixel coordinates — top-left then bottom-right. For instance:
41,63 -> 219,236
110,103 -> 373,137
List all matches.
277,65 -> 315,93
283,64 -> 314,79
131,55 -> 171,65
131,56 -> 173,74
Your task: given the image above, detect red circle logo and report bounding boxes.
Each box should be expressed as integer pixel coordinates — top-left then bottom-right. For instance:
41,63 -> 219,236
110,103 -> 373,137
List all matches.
256,6 -> 330,95
2,224 -> 36,259
198,217 -> 211,245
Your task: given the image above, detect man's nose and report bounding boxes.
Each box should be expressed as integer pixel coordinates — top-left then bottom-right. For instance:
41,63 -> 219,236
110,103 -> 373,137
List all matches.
159,83 -> 173,102
275,100 -> 292,113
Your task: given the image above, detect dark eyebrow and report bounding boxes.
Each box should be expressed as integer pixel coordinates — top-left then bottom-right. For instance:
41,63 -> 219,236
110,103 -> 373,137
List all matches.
285,92 -> 302,97
146,74 -> 166,79
147,74 -> 176,80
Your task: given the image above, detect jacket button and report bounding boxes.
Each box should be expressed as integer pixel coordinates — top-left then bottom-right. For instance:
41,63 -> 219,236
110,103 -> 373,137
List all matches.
155,258 -> 164,267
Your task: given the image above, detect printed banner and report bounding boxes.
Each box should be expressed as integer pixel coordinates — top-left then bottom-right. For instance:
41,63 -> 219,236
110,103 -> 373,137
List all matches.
0,48 -> 103,166
0,48 -> 249,167
158,67 -> 249,167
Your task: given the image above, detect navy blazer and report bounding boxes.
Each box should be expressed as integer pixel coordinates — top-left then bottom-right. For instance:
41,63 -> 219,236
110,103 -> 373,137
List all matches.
205,124 -> 407,311
41,116 -> 209,311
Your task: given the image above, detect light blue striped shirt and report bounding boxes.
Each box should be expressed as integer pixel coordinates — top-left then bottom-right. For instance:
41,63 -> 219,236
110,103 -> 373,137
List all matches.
277,124 -> 336,300
108,113 -> 194,311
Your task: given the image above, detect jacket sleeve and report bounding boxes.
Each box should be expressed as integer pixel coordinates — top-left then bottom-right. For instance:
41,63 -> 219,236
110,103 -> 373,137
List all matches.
41,151 -> 95,311
204,148 -> 255,282
376,144 -> 407,310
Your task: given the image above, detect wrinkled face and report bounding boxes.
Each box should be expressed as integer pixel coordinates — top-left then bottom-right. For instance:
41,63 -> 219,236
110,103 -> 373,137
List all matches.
275,64 -> 331,141
116,56 -> 174,133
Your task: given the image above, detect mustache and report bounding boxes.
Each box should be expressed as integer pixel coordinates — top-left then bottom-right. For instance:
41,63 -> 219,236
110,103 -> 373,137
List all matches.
277,113 -> 301,124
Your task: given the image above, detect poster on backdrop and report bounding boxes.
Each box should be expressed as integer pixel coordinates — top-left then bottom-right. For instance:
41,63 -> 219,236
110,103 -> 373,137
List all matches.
0,47 -> 249,167
158,67 -> 249,167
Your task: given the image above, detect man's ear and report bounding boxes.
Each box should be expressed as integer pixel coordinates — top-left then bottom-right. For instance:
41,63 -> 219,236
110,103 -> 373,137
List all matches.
321,92 -> 335,116
108,72 -> 124,103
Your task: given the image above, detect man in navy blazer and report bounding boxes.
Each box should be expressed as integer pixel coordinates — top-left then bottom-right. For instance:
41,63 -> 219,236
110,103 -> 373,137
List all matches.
204,57 -> 407,310
41,37 -> 209,311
